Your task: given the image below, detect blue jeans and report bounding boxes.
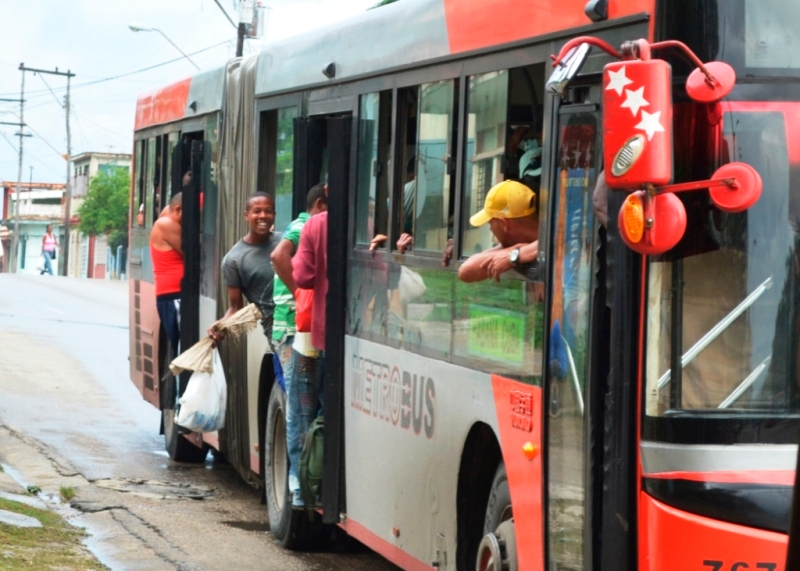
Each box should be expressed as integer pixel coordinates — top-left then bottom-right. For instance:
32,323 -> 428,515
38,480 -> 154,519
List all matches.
283,344 -> 322,506
156,293 -> 181,358
41,250 -> 54,275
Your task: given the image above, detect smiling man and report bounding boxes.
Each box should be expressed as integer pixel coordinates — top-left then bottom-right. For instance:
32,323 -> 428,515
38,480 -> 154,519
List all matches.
209,192 -> 282,343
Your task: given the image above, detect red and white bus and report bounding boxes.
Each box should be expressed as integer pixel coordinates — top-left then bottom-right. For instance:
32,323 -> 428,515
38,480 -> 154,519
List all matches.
128,0 -> 796,569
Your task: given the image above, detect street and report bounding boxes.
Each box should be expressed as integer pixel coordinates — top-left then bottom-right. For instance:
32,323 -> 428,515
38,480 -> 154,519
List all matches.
0,273 -> 399,571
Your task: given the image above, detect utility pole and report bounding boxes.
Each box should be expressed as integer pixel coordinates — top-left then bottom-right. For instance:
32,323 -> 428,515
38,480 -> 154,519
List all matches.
211,0 -> 246,57
236,23 -> 245,57
19,64 -> 75,276
11,66 -> 25,274
0,95 -> 23,272
64,71 -> 72,277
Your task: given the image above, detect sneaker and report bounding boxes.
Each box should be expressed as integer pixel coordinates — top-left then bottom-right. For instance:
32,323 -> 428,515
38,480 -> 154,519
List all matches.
291,490 -> 305,509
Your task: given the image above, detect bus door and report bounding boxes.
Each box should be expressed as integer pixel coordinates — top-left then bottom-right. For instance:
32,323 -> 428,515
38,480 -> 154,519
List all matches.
545,82 -> 603,571
178,138 -> 203,394
292,112 -> 352,523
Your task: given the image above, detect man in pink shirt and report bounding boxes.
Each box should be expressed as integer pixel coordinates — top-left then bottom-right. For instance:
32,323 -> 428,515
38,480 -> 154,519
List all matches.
292,210 -> 328,351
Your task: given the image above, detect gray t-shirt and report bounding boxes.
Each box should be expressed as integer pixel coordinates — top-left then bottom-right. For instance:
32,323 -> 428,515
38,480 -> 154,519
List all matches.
221,233 -> 282,337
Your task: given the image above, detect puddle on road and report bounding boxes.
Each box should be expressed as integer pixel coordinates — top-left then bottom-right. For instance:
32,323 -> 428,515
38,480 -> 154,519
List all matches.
222,520 -> 270,533
0,462 -> 32,490
92,478 -> 214,500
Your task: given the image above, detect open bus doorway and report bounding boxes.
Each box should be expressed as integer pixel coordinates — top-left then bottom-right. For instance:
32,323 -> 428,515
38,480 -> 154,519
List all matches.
263,111 -> 352,549
160,130 -> 212,464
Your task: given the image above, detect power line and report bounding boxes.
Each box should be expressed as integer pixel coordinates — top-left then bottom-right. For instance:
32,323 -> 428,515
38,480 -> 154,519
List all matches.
0,40 -> 231,97
37,73 -> 64,109
0,130 -> 17,154
5,111 -> 65,160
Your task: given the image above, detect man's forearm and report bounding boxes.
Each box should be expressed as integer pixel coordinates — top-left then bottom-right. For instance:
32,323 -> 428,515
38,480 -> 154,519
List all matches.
293,245 -> 316,289
458,251 -> 493,283
272,253 -> 296,293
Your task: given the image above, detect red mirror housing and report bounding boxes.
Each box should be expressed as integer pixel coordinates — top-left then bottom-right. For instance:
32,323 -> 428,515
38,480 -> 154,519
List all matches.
708,162 -> 763,213
604,59 -> 673,190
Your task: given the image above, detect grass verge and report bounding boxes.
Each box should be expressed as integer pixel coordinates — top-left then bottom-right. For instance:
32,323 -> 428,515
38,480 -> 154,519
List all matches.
60,485 -> 76,502
0,496 -> 106,570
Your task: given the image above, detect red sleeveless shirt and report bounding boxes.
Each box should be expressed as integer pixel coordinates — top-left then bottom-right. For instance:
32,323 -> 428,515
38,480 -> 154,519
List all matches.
150,246 -> 183,296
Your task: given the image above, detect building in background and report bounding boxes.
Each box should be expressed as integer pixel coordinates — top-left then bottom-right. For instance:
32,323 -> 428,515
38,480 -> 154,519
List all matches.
69,152 -> 131,279
0,182 -> 65,275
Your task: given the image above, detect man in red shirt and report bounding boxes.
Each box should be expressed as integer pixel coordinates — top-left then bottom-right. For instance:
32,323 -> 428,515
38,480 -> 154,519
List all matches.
150,193 -> 183,355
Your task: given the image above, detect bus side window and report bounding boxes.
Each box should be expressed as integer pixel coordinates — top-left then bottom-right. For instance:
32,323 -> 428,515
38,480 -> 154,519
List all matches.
461,70 -> 508,256
258,106 -> 297,233
152,135 -> 167,222
355,90 -> 392,245
133,139 -> 146,228
395,80 -> 458,253
145,136 -> 157,228
460,65 -> 545,258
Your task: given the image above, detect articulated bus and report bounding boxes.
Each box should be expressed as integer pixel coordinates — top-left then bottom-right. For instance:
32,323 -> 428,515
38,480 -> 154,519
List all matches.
128,0 -> 797,569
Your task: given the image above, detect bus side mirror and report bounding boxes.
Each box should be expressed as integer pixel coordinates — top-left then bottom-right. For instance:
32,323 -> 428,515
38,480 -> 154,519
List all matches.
552,37 -> 759,256
546,43 -> 591,96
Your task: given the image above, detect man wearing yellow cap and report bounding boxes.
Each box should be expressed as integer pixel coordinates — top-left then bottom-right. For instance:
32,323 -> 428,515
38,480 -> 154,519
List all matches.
459,180 -> 539,283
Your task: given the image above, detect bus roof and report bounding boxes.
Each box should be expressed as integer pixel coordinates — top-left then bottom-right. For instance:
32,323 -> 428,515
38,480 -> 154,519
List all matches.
135,0 -> 653,129
254,0 -> 651,97
134,65 -> 226,132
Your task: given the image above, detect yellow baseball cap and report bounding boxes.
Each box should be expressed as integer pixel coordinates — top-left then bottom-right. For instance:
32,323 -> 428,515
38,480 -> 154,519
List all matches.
469,180 -> 537,227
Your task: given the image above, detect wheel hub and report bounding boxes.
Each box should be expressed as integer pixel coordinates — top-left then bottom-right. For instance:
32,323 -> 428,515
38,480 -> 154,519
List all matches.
476,533 -> 504,571
476,520 -> 518,571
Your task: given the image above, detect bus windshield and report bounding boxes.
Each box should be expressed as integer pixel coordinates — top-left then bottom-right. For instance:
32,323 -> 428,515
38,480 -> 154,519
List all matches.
745,0 -> 800,69
645,103 -> 800,424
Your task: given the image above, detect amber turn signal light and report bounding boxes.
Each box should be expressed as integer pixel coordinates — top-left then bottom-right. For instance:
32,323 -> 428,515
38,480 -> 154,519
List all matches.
618,190 -> 687,255
620,192 -> 645,244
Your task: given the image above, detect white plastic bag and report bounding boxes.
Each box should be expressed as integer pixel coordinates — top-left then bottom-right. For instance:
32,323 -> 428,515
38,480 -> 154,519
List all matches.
175,349 -> 227,432
398,265 -> 426,305
35,255 -> 45,273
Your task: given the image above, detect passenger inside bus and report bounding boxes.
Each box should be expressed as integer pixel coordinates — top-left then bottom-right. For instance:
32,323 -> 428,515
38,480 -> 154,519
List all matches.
458,179 -> 539,282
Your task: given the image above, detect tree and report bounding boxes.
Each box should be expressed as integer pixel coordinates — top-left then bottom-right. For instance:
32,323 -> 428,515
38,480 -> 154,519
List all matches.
77,167 -> 130,250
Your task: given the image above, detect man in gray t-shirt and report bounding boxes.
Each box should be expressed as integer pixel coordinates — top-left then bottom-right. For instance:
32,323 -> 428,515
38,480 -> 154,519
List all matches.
209,192 -> 281,342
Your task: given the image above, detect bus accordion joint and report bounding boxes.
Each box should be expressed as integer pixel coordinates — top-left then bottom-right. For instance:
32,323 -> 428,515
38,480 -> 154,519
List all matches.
549,35 -> 762,255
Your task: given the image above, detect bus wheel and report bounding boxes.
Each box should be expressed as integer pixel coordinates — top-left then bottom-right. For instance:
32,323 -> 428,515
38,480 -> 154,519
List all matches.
163,406 -> 208,463
264,382 -> 324,550
476,464 -> 517,571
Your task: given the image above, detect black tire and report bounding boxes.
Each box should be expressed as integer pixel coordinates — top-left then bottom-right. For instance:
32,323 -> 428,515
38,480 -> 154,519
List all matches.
264,382 -> 325,550
476,463 -> 517,571
161,360 -> 207,464
484,463 -> 512,535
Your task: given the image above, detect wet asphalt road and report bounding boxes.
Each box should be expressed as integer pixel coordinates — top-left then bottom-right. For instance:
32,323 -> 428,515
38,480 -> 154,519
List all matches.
0,273 -> 400,571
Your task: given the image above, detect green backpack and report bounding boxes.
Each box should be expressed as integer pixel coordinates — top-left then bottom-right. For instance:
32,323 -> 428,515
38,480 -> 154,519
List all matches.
299,416 -> 324,517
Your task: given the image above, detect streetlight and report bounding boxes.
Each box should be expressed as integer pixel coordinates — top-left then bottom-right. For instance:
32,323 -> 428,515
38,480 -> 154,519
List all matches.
128,24 -> 201,70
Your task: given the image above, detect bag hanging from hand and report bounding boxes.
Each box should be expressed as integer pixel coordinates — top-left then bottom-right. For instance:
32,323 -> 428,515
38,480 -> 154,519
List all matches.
35,255 -> 45,272
175,348 -> 227,432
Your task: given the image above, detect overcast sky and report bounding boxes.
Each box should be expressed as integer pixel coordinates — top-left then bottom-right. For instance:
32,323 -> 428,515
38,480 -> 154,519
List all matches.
0,0 -> 376,186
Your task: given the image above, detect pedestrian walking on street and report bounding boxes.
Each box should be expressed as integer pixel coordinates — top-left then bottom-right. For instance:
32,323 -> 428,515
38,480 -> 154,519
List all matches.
40,225 -> 59,276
